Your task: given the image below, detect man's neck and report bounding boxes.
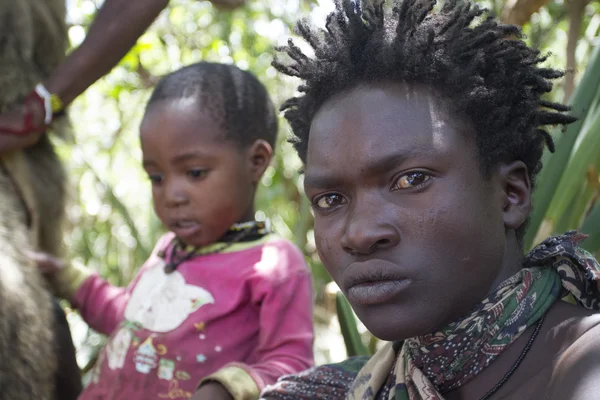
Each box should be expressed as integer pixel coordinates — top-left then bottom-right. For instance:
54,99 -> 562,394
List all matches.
488,231 -> 524,294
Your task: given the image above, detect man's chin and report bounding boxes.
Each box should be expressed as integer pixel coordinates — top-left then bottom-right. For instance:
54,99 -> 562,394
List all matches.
354,306 -> 435,342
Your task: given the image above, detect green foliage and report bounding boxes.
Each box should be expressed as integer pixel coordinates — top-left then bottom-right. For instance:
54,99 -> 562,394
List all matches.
524,44 -> 600,252
336,293 -> 371,357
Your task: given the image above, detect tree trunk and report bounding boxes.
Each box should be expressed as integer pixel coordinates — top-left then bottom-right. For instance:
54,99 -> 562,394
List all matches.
564,0 -> 590,103
501,0 -> 551,26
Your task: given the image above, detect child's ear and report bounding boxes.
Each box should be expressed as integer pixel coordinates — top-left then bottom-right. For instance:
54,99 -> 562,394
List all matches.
497,161 -> 532,231
247,139 -> 273,184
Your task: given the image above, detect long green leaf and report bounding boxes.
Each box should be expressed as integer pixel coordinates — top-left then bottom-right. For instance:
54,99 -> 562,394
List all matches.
543,108 -> 600,234
336,292 -> 370,357
525,44 -> 600,249
580,202 -> 600,253
559,182 -> 595,230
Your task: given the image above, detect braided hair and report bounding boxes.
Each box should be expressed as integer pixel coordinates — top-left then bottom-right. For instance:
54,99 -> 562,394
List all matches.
148,62 -> 278,148
274,0 -> 576,183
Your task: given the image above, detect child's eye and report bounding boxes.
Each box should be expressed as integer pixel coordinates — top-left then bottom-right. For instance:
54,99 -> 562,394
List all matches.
313,193 -> 347,211
148,174 -> 163,184
187,169 -> 208,179
392,171 -> 432,190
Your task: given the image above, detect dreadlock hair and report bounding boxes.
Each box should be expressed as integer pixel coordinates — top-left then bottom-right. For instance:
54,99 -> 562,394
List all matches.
147,62 -> 278,149
274,0 -> 576,185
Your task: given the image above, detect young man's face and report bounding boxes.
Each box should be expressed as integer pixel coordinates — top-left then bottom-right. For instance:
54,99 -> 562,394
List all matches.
304,83 -> 522,341
140,98 -> 259,247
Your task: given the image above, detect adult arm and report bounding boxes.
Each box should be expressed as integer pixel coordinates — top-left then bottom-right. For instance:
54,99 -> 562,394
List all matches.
0,0 -> 170,146
46,0 -> 170,108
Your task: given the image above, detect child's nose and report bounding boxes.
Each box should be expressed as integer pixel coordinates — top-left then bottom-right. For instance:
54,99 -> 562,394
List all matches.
165,183 -> 189,208
166,194 -> 188,208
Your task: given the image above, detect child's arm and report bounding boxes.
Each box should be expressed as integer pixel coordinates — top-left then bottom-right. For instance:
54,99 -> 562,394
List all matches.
33,252 -> 130,335
197,242 -> 315,399
69,270 -> 132,335
33,233 -> 174,335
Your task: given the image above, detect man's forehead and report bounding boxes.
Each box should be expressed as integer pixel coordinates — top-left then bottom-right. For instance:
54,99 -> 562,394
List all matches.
306,84 -> 473,168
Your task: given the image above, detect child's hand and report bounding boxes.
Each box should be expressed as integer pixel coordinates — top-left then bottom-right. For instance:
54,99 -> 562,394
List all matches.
27,251 -> 66,275
192,382 -> 234,400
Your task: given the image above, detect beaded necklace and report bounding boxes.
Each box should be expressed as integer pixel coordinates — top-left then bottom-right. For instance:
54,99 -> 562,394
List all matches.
162,220 -> 269,274
479,313 -> 545,400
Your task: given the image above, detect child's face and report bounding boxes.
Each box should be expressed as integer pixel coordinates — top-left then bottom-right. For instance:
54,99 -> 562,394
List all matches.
140,98 -> 270,247
304,83 -> 531,341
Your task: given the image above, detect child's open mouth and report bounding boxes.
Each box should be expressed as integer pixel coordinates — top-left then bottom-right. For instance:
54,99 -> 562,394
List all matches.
171,220 -> 201,239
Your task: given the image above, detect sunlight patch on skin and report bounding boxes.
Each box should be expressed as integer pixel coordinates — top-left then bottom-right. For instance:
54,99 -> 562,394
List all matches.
428,95 -> 447,149
388,84 -> 448,151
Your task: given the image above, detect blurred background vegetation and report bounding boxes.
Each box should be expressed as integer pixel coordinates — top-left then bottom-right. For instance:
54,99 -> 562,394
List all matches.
60,0 -> 600,376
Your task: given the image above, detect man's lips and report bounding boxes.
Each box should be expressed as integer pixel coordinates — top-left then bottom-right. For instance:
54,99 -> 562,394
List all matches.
342,260 -> 412,306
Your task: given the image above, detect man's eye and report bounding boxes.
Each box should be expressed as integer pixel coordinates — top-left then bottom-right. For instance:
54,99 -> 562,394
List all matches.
393,171 -> 432,190
148,174 -> 163,184
314,194 -> 347,210
187,169 -> 208,179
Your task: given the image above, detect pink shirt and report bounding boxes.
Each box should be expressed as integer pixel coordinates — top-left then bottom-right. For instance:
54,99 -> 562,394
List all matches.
75,234 -> 314,399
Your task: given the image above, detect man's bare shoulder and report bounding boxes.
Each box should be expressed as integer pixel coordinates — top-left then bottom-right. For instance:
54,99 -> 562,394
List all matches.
544,303 -> 600,400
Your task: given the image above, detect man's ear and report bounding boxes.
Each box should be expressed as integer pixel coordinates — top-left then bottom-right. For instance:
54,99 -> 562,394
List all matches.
247,139 -> 273,184
497,161 -> 532,231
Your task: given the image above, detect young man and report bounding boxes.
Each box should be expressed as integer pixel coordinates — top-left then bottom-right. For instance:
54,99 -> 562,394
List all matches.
263,0 -> 600,398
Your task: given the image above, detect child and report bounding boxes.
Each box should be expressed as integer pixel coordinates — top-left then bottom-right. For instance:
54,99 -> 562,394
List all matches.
260,0 -> 600,399
36,62 -> 315,400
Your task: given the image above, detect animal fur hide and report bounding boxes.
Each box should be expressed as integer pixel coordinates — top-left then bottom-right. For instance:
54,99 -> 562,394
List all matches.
0,0 -> 69,398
